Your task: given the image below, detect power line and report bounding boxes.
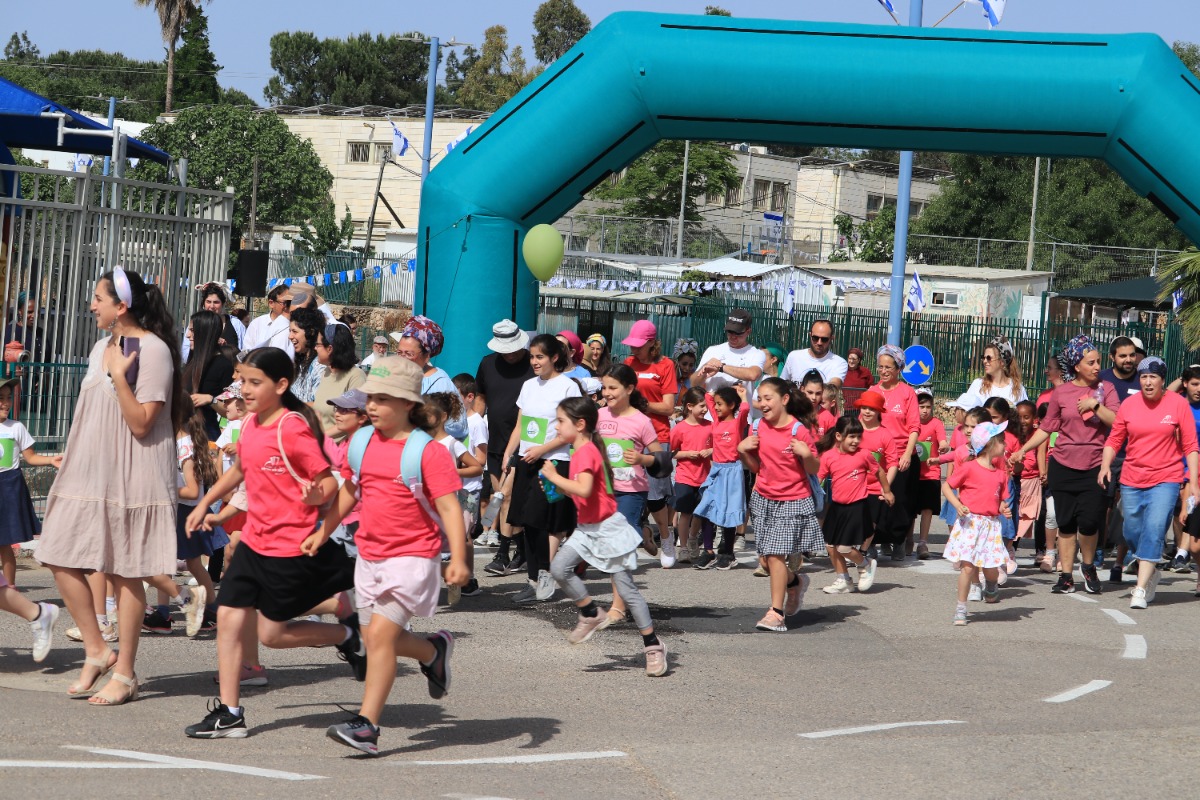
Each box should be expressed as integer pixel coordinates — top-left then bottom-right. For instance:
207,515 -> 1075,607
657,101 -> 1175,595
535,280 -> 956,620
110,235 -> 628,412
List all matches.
0,59 -> 268,79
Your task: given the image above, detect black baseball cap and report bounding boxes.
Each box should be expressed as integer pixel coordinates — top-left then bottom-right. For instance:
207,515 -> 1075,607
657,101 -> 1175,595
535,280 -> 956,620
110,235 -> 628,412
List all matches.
725,309 -> 752,334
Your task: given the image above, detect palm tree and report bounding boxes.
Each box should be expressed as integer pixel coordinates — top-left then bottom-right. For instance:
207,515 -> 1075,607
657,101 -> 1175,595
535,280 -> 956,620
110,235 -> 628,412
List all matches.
1156,247 -> 1200,347
134,0 -> 205,112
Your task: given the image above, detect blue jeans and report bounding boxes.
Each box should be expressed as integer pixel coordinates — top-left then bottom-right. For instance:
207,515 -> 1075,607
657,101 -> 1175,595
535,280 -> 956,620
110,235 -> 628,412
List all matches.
614,491 -> 647,531
1120,482 -> 1179,563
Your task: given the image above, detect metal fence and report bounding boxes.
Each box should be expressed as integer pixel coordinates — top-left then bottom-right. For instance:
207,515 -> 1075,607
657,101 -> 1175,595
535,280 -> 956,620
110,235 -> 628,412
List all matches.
267,251 -> 416,307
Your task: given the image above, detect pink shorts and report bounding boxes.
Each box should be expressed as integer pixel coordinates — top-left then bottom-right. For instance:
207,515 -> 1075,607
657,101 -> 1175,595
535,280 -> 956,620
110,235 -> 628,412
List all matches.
355,556 -> 440,628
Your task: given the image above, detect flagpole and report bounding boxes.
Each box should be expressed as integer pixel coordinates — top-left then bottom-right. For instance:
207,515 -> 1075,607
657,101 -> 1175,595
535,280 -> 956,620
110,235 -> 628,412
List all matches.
886,0 -> 923,347
932,2 -> 965,28
420,37 -> 439,184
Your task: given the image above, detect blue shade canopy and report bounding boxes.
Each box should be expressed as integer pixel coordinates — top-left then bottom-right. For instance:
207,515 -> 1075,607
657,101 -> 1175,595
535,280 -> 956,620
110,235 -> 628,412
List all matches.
0,76 -> 170,163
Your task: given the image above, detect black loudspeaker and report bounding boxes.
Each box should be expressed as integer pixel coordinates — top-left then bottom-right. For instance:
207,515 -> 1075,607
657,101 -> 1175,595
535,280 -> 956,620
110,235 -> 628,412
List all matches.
236,249 -> 269,298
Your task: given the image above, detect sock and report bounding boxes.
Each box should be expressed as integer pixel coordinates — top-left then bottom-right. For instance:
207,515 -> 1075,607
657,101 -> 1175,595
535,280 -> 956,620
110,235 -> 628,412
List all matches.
838,571 -> 850,581
177,586 -> 190,605
1177,547 -> 1189,559
771,606 -> 785,617
642,632 -> 660,647
985,581 -> 997,593
105,597 -> 117,616
786,574 -> 799,588
579,601 -> 599,618
342,624 -> 354,645
226,705 -> 242,716
956,602 -> 967,614
96,614 -> 108,628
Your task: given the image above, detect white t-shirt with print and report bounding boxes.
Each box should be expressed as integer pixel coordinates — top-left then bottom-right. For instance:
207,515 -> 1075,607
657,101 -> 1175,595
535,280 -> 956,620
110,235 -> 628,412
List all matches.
176,434 -> 203,507
515,374 -> 582,461
0,419 -> 34,473
697,342 -> 767,396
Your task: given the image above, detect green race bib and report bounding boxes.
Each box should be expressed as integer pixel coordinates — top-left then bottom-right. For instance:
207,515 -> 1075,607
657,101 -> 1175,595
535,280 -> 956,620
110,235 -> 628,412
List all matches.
231,427 -> 241,444
1049,432 -> 1059,447
0,438 -> 13,469
872,451 -> 883,465
519,414 -> 551,446
916,441 -> 932,461
602,437 -> 634,468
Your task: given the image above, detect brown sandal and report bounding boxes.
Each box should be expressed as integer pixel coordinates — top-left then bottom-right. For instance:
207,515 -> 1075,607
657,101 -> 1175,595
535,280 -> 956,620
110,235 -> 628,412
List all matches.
88,672 -> 138,706
67,648 -> 117,696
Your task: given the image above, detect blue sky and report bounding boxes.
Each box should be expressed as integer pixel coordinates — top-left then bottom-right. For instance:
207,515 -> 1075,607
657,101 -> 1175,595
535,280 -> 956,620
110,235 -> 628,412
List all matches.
7,1 -> 1198,104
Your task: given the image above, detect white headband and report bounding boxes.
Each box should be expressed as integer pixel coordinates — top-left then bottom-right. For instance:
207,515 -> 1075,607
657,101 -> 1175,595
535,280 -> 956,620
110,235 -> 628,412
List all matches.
112,267 -> 134,308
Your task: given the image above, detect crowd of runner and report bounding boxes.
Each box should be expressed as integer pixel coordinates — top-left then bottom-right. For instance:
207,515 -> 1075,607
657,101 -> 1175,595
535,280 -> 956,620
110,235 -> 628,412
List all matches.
3,276 -> 1199,756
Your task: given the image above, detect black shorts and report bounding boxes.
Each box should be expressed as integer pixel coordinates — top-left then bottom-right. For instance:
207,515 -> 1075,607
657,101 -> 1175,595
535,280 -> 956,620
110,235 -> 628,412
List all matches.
1048,460 -> 1107,536
915,479 -> 942,513
672,483 -> 703,515
647,497 -> 668,513
216,540 -> 355,623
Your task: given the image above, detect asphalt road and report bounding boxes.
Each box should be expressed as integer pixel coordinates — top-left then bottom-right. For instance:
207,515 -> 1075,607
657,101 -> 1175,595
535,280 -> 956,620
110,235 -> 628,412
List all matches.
4,523 -> 1200,799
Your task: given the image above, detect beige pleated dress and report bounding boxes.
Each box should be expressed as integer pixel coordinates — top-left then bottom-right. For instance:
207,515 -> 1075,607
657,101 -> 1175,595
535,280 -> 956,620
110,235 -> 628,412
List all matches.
36,333 -> 177,578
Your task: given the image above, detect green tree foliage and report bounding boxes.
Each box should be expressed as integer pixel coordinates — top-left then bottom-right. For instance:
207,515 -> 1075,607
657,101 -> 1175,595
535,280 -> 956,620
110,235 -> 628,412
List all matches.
456,26 -> 538,112
218,86 -> 255,106
532,0 -> 591,64
1172,40 -> 1200,77
829,206 -> 896,263
704,6 -> 732,15
134,0 -> 206,112
442,46 -> 479,105
0,43 -> 167,122
263,31 -> 429,108
130,106 -> 332,241
592,140 -> 741,221
1157,248 -> 1200,347
291,203 -> 355,257
172,6 -> 220,107
4,32 -> 39,60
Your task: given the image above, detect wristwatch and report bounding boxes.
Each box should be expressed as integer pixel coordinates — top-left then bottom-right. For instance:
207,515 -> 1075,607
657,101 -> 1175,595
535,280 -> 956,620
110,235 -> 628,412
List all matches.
718,363 -> 726,374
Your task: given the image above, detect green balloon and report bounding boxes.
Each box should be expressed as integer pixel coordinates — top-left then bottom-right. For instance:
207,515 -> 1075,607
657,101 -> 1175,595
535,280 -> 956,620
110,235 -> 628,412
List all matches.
522,224 -> 564,282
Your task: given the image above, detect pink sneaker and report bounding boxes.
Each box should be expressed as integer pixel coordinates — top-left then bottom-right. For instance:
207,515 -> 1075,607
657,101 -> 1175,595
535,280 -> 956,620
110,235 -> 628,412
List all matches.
755,608 -> 787,632
212,664 -> 269,687
644,642 -> 668,677
567,611 -> 607,644
784,573 -> 810,616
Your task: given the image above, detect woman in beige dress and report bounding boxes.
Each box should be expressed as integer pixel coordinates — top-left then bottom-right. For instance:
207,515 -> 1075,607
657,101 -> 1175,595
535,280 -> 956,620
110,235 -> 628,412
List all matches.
37,268 -> 184,705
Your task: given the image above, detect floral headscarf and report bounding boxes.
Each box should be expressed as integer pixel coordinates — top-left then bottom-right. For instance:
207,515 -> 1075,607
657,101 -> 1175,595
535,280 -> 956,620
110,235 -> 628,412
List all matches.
1059,334 -> 1096,380
988,335 -> 1015,367
400,314 -> 444,357
673,338 -> 699,359
877,344 -> 906,371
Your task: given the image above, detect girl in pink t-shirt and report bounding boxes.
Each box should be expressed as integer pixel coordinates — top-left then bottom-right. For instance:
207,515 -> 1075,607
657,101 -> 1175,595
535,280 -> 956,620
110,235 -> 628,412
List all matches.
913,389 -> 945,559
942,422 -> 1014,626
693,386 -> 750,569
669,387 -> 712,564
738,377 -> 822,633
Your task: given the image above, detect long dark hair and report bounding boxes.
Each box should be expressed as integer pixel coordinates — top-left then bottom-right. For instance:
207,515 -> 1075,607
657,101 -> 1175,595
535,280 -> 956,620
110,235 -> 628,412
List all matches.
602,363 -> 650,413
817,415 -> 864,453
243,346 -> 327,453
99,269 -> 186,433
759,376 -> 814,422
983,396 -> 1017,428
559,396 -> 614,493
289,307 -> 324,377
183,309 -> 222,394
320,322 -> 358,373
180,400 -> 218,489
530,333 -> 570,373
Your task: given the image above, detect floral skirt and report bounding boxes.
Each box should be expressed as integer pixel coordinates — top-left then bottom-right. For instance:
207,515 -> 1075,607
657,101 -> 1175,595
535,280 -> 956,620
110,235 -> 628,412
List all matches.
942,513 -> 1012,570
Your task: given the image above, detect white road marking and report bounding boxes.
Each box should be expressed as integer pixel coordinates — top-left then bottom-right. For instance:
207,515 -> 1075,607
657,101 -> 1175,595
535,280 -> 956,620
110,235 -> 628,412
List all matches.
1122,634 -> 1147,659
401,751 -> 627,766
443,795 -> 519,800
61,747 -> 325,781
1100,609 -> 1137,626
1043,680 -> 1113,703
1066,593 -> 1099,604
798,720 -> 965,739
912,560 -> 958,575
0,761 -> 172,770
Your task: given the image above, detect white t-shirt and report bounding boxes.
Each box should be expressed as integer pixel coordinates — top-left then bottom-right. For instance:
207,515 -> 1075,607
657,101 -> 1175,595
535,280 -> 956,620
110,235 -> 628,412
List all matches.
952,377 -> 1029,410
0,419 -> 34,472
438,434 -> 481,495
467,412 -> 489,462
781,349 -> 848,385
515,373 -> 582,461
696,342 -> 767,396
176,434 -> 203,507
244,313 -> 294,357
215,419 -> 243,474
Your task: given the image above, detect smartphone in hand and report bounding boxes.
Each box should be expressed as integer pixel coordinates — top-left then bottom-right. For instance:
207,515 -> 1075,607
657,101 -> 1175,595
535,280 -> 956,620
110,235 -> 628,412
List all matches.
120,336 -> 141,387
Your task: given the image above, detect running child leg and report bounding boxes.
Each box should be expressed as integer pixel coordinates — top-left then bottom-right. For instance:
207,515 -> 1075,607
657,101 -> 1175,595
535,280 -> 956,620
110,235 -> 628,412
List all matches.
611,570 -> 667,676
550,545 -> 608,643
0,574 -> 58,662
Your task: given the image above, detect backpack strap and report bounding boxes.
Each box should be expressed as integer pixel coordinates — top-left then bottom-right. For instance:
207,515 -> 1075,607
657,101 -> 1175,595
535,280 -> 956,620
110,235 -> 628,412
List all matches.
275,411 -> 308,487
347,425 -> 376,479
399,428 -> 441,528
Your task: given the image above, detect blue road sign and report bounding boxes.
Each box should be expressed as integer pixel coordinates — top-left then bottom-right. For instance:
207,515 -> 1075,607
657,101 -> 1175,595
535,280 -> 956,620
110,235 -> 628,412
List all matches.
902,344 -> 934,386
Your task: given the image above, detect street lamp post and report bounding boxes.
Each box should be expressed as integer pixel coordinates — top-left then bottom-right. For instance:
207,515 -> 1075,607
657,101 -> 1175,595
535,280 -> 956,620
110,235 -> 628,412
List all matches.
886,0 -> 923,346
404,35 -> 471,183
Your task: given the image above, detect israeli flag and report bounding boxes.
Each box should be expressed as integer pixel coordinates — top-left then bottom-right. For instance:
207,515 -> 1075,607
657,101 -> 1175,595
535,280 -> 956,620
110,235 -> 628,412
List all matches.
444,126 -> 474,155
876,0 -> 896,11
1174,288 -> 1184,312
966,0 -> 1006,28
73,153 -> 93,172
391,122 -> 410,157
906,270 -> 927,312
783,283 -> 795,316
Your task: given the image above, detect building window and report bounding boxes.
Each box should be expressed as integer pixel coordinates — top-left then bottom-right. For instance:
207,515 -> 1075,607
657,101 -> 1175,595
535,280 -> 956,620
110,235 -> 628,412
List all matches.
867,193 -> 925,220
930,291 -> 960,308
374,143 -> 392,163
752,179 -> 771,210
725,184 -> 742,207
770,182 -> 787,212
347,142 -> 371,163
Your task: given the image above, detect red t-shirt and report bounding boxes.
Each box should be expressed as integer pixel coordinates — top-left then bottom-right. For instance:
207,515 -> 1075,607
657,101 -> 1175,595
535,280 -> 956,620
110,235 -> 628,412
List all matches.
948,459 -> 1010,517
753,418 -> 814,501
625,356 -> 678,443
859,425 -> 897,493
340,430 -> 463,560
871,382 -> 920,453
817,408 -> 838,438
1105,391 -> 1200,489
238,411 -> 331,558
670,419 -> 713,487
1041,381 -> 1121,471
1017,431 -> 1040,478
818,447 -> 877,504
707,394 -> 749,463
949,425 -> 966,450
916,418 -> 945,480
570,441 -> 618,524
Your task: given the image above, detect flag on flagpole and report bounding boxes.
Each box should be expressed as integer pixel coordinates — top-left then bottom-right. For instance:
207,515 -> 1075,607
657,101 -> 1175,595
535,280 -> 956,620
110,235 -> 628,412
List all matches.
445,125 -> 474,155
391,122 -> 410,157
965,0 -> 1006,28
876,0 -> 895,11
906,270 -> 927,312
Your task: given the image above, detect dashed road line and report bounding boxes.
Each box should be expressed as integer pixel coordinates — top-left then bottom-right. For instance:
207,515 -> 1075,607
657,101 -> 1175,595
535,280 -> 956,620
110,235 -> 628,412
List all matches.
798,720 -> 965,739
1043,680 -> 1112,703
1100,608 -> 1137,626
1122,634 -> 1147,659
1065,593 -> 1099,604
400,751 -> 627,766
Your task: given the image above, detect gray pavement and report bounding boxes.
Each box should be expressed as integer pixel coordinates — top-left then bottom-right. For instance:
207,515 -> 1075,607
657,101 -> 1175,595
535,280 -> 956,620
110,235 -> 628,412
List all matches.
4,523 -> 1200,798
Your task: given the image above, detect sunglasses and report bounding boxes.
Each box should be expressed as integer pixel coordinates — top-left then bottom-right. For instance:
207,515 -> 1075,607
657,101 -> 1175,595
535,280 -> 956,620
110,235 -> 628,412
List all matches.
810,335 -> 830,343
982,355 -> 995,362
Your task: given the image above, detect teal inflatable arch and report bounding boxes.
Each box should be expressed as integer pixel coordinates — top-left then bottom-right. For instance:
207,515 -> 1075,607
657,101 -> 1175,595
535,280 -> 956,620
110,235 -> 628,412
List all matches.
418,11 -> 1200,375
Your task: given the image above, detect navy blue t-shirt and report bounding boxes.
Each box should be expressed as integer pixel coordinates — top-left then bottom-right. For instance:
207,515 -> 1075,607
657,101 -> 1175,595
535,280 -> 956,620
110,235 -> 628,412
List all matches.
1099,368 -> 1139,404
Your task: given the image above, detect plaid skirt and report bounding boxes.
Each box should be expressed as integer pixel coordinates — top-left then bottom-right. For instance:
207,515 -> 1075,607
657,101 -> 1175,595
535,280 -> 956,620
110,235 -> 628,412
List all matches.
749,491 -> 823,556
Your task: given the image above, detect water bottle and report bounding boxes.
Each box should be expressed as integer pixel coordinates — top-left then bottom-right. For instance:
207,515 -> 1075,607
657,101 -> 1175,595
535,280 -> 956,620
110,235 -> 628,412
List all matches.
540,462 -> 567,504
480,491 -> 504,528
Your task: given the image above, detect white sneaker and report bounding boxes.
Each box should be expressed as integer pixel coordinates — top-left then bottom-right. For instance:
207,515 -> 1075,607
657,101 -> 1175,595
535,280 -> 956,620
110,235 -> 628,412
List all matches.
968,584 -> 983,602
857,558 -> 878,592
66,622 -> 118,643
486,530 -> 501,547
737,536 -> 755,553
660,537 -> 677,569
182,585 -> 207,637
1146,566 -> 1161,603
29,602 -> 59,663
1130,587 -> 1148,609
822,576 -> 853,594
535,570 -> 557,601
996,569 -> 1008,586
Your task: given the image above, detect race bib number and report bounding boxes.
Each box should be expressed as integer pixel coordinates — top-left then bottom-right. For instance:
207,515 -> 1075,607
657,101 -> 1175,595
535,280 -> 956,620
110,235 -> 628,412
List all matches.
602,437 -> 634,468
0,437 -> 13,469
519,414 -> 551,446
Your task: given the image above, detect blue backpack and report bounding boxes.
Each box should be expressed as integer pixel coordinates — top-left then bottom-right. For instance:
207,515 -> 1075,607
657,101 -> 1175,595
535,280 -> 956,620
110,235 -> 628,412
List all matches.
347,426 -> 441,527
752,419 -> 826,514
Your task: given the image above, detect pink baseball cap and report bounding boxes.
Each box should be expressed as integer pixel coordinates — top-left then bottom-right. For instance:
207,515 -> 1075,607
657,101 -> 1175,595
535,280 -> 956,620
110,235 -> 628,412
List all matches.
622,320 -> 657,348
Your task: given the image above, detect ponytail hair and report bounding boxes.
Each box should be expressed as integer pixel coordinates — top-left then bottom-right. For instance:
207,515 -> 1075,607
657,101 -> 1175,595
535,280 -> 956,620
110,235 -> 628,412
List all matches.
680,386 -> 706,414
817,414 -> 864,454
759,376 -> 813,422
558,396 -> 614,493
243,346 -> 328,457
100,269 -> 186,433
180,400 -> 218,489
530,333 -> 571,373
982,396 -> 1017,427
603,363 -> 650,414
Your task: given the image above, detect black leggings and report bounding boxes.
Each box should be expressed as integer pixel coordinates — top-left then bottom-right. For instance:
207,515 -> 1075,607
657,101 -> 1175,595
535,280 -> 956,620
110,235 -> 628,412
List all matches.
523,525 -> 552,581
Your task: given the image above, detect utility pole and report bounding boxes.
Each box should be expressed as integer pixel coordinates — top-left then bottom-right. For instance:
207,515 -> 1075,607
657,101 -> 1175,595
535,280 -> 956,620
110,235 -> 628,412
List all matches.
365,152 -> 389,256
676,140 -> 690,259
1025,157 -> 1041,271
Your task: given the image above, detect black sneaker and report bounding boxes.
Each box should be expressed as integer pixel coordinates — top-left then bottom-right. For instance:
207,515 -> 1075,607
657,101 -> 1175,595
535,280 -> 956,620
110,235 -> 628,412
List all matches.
185,698 -> 248,739
420,630 -> 454,699
199,609 -> 217,633
1080,564 -> 1102,594
1108,565 -> 1123,584
714,554 -> 736,571
890,543 -> 906,562
693,551 -> 717,570
460,578 -> 481,597
509,552 -> 527,574
335,615 -> 368,681
1051,574 -> 1076,594
326,714 -> 380,756
1171,554 -> 1192,573
483,556 -> 509,576
142,608 -> 173,634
